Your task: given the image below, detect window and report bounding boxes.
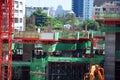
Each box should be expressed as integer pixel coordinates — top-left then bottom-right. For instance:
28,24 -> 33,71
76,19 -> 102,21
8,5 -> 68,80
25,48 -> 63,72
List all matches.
20,2 -> 23,5
103,8 -> 106,11
14,1 -> 18,4
16,4 -> 19,8
20,18 -> 22,23
20,26 -> 23,30
14,18 -> 18,23
98,8 -> 100,11
15,1 -> 19,8
14,10 -> 18,13
20,10 -> 23,13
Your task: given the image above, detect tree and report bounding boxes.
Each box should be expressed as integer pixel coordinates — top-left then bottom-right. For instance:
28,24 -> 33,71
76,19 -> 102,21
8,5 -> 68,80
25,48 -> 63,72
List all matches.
26,24 -> 37,31
32,9 -> 48,27
82,19 -> 100,31
55,13 -> 81,31
47,17 -> 63,30
26,9 -> 63,31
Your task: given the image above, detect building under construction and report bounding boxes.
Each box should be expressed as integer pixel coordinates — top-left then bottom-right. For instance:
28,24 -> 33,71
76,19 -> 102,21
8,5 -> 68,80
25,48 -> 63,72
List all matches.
0,0 -> 120,80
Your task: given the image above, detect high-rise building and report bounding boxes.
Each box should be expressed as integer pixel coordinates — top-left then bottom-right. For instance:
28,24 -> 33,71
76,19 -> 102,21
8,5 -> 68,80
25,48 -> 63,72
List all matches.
14,0 -> 25,31
72,0 -> 94,20
72,0 -> 84,19
83,0 -> 94,20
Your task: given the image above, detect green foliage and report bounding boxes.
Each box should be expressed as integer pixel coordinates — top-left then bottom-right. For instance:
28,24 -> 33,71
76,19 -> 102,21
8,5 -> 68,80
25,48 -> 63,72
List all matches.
30,9 -> 63,31
26,24 -> 37,31
82,19 -> 100,31
32,8 -> 47,16
32,9 -> 48,27
55,13 -> 73,24
55,13 -> 82,31
45,16 -> 63,30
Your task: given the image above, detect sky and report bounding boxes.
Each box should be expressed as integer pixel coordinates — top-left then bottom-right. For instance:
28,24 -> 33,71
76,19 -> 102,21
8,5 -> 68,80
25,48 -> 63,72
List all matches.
25,0 -> 72,10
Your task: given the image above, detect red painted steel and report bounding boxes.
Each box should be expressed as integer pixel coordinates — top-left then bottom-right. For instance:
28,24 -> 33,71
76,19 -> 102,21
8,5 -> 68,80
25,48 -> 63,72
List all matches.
98,4 -> 120,25
98,18 -> 120,25
0,0 -> 13,80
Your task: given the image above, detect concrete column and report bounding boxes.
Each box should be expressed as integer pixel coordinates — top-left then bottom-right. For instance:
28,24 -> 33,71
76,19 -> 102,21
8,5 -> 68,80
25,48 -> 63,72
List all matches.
23,44 -> 34,61
104,32 -> 115,80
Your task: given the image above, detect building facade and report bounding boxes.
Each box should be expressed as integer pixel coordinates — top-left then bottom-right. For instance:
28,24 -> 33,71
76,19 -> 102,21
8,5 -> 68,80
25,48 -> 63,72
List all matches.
72,0 -> 94,20
92,2 -> 118,19
92,6 -> 101,19
72,0 -> 84,19
114,0 -> 120,13
94,0 -> 114,6
14,0 -> 25,31
83,0 -> 94,20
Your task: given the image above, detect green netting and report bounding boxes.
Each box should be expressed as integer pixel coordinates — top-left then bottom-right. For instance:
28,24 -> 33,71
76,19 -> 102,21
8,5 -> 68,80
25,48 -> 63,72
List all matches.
12,43 -> 15,49
79,32 -> 90,38
14,31 -> 39,38
14,44 -> 23,49
12,62 -> 30,67
77,41 -> 91,49
13,31 -> 106,39
42,42 -> 91,52
59,32 -> 78,39
115,51 -> 120,59
54,32 -> 59,40
99,13 -> 120,18
42,43 -> 77,52
30,56 -> 105,80
46,56 -> 104,64
101,26 -> 120,32
3,44 -> 8,50
98,39 -> 105,44
30,58 -> 47,80
93,31 -> 105,36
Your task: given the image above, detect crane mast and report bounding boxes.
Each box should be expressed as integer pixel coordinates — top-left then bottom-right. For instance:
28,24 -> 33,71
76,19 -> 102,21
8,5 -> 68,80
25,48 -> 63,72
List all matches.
0,0 -> 13,80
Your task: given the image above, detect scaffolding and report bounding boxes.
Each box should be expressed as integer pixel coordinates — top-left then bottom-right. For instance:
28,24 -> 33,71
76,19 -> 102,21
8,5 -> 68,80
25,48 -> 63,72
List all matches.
0,0 -> 13,80
12,30 -> 105,80
30,56 -> 104,80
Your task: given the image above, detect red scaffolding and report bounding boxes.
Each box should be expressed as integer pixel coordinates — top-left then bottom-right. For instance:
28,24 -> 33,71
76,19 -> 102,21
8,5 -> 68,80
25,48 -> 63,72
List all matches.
0,0 -> 13,80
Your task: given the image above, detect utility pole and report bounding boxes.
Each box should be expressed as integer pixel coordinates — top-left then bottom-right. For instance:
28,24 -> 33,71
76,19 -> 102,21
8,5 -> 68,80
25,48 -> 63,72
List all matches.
71,13 -> 74,31
62,14 -> 65,32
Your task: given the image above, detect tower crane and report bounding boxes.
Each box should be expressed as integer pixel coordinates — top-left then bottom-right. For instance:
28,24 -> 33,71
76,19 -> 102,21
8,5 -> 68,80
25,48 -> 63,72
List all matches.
0,0 -> 13,80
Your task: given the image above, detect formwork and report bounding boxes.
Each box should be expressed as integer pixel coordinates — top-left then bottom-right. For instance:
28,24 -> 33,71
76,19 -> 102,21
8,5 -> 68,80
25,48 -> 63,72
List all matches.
12,31 -> 105,80
30,56 -> 104,80
115,51 -> 120,80
115,32 -> 120,80
12,62 -> 30,80
42,42 -> 91,53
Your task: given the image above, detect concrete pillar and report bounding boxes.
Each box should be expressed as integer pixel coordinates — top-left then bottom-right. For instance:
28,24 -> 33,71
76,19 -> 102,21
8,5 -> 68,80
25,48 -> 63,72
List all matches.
104,32 -> 115,80
23,44 -> 34,61
115,32 -> 120,51
115,32 -> 120,80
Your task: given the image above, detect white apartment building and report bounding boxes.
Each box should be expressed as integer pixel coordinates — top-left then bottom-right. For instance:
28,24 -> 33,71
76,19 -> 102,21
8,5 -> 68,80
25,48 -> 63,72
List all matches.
83,0 -> 94,20
92,2 -> 118,19
14,0 -> 25,31
92,6 -> 102,19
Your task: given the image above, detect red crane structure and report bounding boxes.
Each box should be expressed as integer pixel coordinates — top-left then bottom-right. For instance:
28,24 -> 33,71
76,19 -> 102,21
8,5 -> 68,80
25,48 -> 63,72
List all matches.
0,0 -> 13,80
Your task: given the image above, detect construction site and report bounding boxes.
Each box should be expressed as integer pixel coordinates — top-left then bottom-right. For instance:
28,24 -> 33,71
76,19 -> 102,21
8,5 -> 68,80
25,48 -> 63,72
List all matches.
0,0 -> 120,80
